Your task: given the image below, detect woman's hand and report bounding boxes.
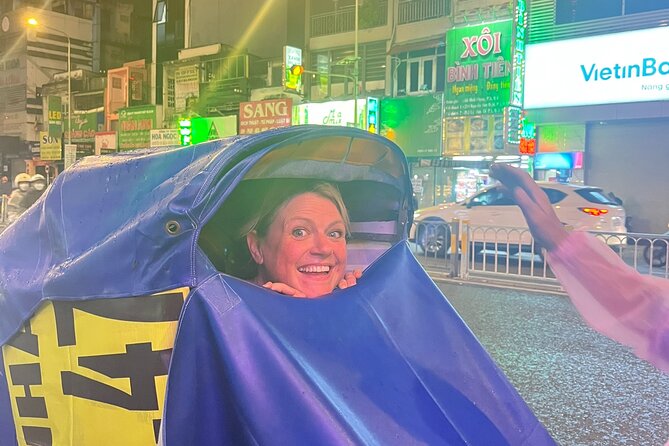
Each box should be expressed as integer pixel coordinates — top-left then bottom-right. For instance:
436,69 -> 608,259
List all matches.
262,269 -> 362,298
338,269 -> 362,290
489,163 -> 569,252
262,281 -> 307,298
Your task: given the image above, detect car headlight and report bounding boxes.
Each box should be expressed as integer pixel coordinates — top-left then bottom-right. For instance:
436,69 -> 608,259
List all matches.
414,212 -> 421,220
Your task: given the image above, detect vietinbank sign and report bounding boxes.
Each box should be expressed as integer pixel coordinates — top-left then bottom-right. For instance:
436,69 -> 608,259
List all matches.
524,26 -> 669,108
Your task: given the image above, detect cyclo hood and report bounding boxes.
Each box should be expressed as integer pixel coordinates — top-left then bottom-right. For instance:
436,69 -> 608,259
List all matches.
0,125 -> 555,445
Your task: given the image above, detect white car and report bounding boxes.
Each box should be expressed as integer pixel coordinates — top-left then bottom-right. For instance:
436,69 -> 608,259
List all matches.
410,182 -> 627,257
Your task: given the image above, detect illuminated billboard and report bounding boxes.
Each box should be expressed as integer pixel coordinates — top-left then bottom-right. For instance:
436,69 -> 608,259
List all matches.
524,26 -> 669,108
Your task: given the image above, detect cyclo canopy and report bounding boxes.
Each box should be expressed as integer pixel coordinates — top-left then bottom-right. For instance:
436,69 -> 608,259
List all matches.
0,126 -> 555,445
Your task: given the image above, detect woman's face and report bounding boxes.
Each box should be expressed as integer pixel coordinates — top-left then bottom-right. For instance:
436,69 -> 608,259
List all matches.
249,192 -> 348,298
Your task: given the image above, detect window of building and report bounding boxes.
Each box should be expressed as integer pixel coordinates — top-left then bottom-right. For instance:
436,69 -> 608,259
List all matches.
154,1 -> 167,24
309,41 -> 386,98
166,77 -> 175,108
0,0 -> 12,14
394,47 -> 445,96
556,0 -> 669,24
625,0 -> 669,14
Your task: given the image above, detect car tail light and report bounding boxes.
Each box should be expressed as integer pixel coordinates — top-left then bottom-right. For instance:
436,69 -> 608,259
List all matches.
579,207 -> 609,216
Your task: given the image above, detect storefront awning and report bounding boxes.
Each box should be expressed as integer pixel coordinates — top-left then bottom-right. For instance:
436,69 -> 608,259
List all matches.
388,38 -> 444,55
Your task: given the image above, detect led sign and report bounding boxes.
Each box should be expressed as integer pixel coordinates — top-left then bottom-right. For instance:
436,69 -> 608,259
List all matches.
524,26 -> 669,108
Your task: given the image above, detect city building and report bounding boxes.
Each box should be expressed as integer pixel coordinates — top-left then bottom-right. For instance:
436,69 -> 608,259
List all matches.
0,1 -> 153,179
0,4 -> 93,178
524,0 -> 669,232
153,0 -> 306,139
306,0 -> 523,208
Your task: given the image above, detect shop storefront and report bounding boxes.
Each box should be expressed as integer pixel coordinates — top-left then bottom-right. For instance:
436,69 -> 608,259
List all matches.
379,94 -> 443,208
407,1 -> 529,209
292,98 -> 379,132
409,155 -> 530,207
524,25 -> 669,233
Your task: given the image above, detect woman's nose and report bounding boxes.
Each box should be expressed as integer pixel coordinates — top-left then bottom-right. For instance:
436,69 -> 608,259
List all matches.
310,233 -> 333,255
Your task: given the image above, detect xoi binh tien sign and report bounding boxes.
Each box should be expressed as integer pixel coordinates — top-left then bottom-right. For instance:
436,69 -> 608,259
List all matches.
444,20 -> 513,117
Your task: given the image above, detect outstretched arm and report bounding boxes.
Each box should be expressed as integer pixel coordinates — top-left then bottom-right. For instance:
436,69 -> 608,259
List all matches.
488,163 -> 568,251
490,163 -> 669,373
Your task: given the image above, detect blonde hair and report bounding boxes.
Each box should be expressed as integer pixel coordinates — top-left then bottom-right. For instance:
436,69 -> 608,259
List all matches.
242,181 -> 350,240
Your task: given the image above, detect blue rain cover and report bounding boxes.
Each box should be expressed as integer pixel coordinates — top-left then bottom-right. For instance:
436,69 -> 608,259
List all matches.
164,243 -> 554,445
0,125 -> 555,445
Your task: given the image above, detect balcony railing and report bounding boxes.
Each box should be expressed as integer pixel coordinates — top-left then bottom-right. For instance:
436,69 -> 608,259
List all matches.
398,0 -> 451,25
311,2 -> 388,38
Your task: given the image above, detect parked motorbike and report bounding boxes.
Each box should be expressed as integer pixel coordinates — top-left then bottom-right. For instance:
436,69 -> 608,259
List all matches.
643,223 -> 669,268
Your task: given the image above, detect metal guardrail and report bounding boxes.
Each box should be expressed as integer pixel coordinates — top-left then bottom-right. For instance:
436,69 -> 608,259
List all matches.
412,220 -> 669,293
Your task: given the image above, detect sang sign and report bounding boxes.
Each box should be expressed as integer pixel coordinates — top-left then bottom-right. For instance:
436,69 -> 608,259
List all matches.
239,99 -> 292,134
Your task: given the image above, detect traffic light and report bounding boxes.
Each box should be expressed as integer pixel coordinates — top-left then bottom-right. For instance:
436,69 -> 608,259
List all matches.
289,64 -> 304,76
179,119 -> 192,146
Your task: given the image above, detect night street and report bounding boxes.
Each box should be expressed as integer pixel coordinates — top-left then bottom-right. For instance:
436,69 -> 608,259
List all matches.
439,281 -> 669,446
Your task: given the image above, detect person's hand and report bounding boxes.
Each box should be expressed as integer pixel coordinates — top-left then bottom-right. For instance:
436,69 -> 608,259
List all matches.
338,269 -> 362,290
262,281 -> 307,298
489,163 -> 569,252
262,269 -> 362,297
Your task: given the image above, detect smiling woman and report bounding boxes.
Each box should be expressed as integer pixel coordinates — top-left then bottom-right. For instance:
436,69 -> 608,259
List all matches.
241,181 -> 360,298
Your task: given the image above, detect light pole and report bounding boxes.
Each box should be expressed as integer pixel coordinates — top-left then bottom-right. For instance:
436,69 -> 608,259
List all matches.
27,18 -> 72,145
353,0 -> 359,128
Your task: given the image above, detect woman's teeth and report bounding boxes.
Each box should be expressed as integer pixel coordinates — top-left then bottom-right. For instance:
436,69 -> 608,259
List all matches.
298,265 -> 331,273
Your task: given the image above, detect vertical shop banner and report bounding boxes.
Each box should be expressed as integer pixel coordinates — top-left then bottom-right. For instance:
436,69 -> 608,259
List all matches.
47,96 -> 63,137
445,21 -> 513,117
118,106 -> 157,150
380,95 -> 443,157
39,131 -> 62,161
239,99 -> 292,134
64,144 -> 77,169
174,65 -> 200,111
95,132 -> 118,155
283,46 -> 303,93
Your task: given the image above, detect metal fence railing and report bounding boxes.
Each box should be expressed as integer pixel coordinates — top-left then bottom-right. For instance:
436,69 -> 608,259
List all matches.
398,0 -> 451,24
310,2 -> 388,37
411,220 -> 669,293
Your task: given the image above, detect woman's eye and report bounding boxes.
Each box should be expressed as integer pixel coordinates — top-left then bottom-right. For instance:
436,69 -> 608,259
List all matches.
329,230 -> 344,239
292,228 -> 307,238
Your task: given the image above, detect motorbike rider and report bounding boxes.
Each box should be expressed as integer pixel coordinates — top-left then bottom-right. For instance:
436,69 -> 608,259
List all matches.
23,174 -> 48,209
6,173 -> 32,224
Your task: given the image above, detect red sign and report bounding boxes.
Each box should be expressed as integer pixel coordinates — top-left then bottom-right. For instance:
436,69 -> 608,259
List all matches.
519,137 -> 536,155
239,99 -> 292,134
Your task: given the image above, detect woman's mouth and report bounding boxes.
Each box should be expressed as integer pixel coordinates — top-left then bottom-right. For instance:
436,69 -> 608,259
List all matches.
298,265 -> 331,274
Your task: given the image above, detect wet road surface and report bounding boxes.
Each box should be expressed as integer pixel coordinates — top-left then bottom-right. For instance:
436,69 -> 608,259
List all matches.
439,282 -> 669,446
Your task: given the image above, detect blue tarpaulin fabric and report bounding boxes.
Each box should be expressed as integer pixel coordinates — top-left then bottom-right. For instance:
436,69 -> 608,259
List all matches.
0,125 -> 555,445
164,242 -> 555,445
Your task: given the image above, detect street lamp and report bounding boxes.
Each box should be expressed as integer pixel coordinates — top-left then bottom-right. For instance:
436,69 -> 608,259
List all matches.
353,0 -> 359,128
27,17 -> 72,145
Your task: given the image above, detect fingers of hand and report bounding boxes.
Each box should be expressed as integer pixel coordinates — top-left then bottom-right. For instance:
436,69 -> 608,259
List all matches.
263,281 -> 307,298
339,269 -> 362,289
492,163 -> 554,209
